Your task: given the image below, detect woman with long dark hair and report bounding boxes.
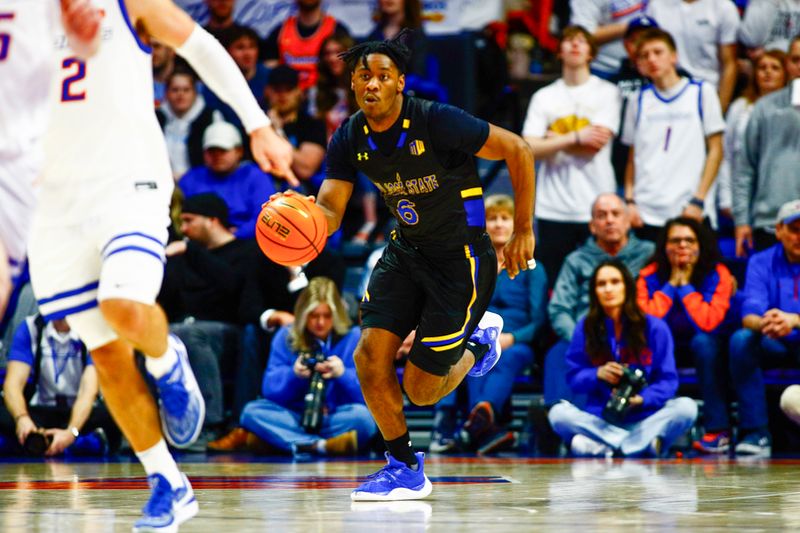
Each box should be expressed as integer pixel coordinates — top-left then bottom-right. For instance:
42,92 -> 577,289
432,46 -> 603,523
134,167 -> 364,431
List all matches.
548,259 -> 697,457
637,217 -> 735,453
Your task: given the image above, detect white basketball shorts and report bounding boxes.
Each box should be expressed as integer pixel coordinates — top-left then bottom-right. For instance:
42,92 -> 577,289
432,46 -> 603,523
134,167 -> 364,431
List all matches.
28,183 -> 171,350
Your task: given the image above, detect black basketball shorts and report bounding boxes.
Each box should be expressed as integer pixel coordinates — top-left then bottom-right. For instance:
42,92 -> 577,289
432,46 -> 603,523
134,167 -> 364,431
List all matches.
360,233 -> 497,376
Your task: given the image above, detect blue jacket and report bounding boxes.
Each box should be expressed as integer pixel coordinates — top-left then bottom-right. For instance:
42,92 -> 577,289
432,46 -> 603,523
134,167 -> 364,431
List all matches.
566,315 -> 678,423
261,325 -> 365,413
741,244 -> 800,343
489,264 -> 547,345
180,162 -> 276,240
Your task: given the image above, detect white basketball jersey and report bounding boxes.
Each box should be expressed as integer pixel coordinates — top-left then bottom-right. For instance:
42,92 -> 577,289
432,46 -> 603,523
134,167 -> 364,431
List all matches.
41,0 -> 173,222
630,79 -> 719,227
0,0 -> 56,164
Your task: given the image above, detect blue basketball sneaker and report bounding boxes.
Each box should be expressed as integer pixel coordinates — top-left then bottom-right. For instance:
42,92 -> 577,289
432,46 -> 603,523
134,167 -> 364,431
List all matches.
467,311 -> 504,377
133,472 -> 198,533
153,335 -> 205,448
351,452 -> 432,501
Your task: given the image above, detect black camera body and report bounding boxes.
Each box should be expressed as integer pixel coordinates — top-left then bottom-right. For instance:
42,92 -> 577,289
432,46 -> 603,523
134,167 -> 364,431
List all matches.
301,351 -> 328,434
24,430 -> 52,456
602,366 -> 647,425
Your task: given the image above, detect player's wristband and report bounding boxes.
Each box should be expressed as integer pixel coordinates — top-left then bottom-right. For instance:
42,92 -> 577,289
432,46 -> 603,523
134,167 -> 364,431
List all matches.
175,25 -> 270,133
625,198 -> 636,205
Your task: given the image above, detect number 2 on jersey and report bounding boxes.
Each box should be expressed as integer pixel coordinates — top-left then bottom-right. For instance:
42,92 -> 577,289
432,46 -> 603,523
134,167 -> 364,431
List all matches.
0,12 -> 14,62
61,57 -> 87,102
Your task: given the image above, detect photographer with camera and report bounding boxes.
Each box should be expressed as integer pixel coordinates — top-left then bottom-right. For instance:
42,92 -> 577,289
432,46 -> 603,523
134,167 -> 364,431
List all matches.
548,259 -> 697,457
216,277 -> 376,456
0,315 -> 119,456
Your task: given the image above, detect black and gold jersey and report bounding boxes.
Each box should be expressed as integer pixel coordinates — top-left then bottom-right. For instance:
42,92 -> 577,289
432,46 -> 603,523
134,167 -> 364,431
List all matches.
326,96 -> 490,253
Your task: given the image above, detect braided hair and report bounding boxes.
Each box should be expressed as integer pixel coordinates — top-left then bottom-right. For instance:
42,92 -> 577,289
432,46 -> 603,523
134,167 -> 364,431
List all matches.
338,28 -> 413,75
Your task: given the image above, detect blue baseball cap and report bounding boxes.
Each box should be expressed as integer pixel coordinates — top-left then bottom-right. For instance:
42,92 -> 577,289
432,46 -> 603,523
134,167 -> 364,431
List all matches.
625,15 -> 659,38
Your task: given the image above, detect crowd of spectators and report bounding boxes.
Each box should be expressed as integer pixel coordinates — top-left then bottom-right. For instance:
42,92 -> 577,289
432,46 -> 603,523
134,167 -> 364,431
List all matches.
1,0 -> 800,460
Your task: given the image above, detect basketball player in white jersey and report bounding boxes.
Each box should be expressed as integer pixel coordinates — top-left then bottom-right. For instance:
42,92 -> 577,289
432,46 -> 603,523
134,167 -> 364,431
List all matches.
27,0 -> 295,531
0,0 -> 101,326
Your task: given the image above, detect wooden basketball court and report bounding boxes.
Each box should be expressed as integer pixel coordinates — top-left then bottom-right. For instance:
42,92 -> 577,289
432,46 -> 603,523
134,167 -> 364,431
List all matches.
1,455 -> 799,531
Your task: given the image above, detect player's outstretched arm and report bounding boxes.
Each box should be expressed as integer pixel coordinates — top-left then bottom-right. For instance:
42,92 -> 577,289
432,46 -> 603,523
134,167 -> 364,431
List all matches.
127,0 -> 298,186
60,0 -> 102,59
476,124 -> 536,280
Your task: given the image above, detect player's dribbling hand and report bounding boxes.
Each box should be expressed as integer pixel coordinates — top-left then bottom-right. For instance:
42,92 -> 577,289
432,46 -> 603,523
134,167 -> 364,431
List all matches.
265,189 -> 315,206
61,0 -> 103,59
502,227 -> 536,280
251,126 -> 300,188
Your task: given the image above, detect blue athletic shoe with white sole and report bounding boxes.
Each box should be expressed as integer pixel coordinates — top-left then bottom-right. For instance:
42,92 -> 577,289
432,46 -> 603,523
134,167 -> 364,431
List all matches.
133,472 -> 198,533
351,452 -> 432,501
467,311 -> 504,377
153,334 -> 205,448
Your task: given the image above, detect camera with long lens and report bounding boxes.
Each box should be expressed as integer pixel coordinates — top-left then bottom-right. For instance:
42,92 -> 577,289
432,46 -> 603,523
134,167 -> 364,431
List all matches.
602,366 -> 647,425
24,429 -> 53,456
301,351 -> 328,434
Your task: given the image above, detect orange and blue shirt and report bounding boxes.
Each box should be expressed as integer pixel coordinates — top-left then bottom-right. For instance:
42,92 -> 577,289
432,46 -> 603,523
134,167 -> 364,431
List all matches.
636,262 -> 734,335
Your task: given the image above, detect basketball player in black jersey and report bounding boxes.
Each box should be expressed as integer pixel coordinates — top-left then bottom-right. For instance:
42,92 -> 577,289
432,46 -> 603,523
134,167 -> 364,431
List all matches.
275,31 -> 536,500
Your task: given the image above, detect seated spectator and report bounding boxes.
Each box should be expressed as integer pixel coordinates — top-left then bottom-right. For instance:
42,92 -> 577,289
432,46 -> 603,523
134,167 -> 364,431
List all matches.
210,277 -> 376,455
546,193 -> 655,407
0,316 -> 119,456
179,121 -> 276,239
202,25 -> 270,131
728,199 -> 800,457
309,34 -> 357,140
636,217 -> 735,453
431,195 -> 548,455
548,260 -> 698,457
717,50 -> 787,222
157,70 -> 220,180
260,0 -> 351,90
264,65 -> 327,191
622,28 -> 725,242
523,25 -> 620,287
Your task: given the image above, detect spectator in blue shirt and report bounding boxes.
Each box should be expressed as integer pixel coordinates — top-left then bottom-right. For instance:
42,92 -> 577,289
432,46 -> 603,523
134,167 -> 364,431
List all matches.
179,121 -> 276,239
548,259 -> 697,457
729,199 -> 800,458
214,277 -> 377,455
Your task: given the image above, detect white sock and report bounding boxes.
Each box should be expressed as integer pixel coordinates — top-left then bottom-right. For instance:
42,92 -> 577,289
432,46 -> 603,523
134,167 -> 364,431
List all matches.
136,439 -> 184,489
145,345 -> 178,379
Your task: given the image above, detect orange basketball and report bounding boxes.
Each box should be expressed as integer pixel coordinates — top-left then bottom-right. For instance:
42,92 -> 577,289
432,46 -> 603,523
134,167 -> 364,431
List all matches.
255,195 -> 328,266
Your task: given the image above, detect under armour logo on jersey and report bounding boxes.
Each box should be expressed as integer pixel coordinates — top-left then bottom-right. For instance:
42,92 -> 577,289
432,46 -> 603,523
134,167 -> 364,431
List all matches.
357,152 -> 369,161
